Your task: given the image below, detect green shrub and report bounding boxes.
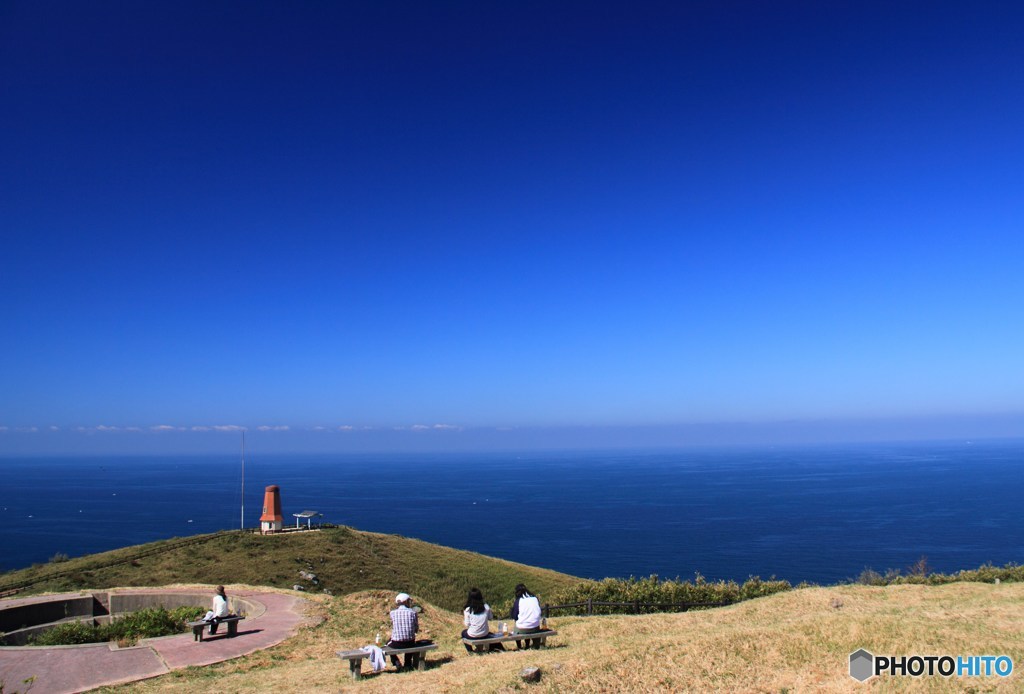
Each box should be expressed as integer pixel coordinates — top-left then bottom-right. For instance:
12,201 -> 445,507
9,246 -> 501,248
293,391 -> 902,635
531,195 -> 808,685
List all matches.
28,606 -> 205,646
113,606 -> 205,642
169,605 -> 206,624
739,576 -> 792,600
853,561 -> 1024,587
857,568 -> 884,586
547,574 -> 791,616
28,620 -> 99,646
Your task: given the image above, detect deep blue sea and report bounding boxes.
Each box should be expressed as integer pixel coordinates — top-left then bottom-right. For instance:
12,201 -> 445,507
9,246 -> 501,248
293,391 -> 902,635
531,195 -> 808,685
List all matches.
2,441 -> 1022,584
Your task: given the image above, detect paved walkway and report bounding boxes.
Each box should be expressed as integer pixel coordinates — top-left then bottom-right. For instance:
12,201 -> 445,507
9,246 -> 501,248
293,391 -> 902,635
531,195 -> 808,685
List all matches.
0,589 -> 320,694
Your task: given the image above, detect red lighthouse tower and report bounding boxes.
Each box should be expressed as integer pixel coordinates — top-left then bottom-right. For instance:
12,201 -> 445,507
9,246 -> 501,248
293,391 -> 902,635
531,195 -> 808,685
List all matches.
259,485 -> 283,534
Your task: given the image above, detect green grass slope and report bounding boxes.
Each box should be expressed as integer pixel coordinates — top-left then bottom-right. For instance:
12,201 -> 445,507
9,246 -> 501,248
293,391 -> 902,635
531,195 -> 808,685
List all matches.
0,527 -> 581,612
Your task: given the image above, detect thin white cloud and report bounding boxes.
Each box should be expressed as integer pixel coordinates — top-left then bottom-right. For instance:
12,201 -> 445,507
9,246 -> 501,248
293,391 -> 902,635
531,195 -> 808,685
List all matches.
191,426 -> 211,431
151,424 -> 184,432
15,426 -> 39,433
212,425 -> 246,432
70,425 -> 127,433
125,426 -> 142,432
337,425 -> 355,431
408,423 -> 462,432
0,426 -> 8,432
48,425 -> 60,432
256,425 -> 289,431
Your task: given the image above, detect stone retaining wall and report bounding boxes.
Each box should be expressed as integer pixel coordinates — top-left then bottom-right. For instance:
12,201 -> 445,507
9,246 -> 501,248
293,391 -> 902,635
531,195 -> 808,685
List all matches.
0,590 -> 264,646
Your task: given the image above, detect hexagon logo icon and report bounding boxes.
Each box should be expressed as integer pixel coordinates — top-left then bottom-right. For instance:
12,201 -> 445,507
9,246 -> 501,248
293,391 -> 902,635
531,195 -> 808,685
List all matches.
849,649 -> 874,682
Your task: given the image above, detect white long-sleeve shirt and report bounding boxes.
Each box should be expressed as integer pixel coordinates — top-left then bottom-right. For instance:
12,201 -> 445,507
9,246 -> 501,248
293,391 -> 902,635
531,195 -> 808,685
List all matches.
213,594 -> 230,618
514,596 -> 542,629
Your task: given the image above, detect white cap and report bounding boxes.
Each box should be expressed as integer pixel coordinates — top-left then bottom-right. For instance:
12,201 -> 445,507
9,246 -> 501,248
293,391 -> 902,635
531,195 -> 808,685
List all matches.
395,592 -> 410,604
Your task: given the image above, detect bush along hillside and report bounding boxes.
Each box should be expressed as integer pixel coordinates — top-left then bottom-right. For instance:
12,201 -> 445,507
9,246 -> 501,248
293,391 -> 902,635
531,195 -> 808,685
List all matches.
855,558 -> 1024,586
543,573 -> 793,616
541,559 -> 1024,617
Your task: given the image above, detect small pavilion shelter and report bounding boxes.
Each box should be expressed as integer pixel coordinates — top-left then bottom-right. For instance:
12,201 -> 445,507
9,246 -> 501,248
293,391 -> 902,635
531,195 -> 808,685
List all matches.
293,510 -> 323,529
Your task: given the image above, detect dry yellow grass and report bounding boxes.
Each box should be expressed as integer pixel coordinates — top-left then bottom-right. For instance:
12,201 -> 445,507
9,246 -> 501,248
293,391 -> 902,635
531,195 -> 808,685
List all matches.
103,583 -> 1024,693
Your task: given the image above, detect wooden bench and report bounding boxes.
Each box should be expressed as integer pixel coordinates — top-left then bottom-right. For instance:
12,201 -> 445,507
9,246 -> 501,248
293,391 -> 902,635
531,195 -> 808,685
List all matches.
337,643 -> 438,680
186,615 -> 245,642
462,629 -> 558,653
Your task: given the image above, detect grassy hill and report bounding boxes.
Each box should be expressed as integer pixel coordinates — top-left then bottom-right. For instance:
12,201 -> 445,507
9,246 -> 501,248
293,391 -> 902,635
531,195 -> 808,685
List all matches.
91,582 -> 1024,692
0,527 -> 581,612
6,530 -> 1024,690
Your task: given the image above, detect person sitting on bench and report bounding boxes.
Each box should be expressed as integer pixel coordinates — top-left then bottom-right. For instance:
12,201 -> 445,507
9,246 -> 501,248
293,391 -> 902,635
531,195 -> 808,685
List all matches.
510,583 -> 544,649
461,587 -> 505,653
201,585 -> 231,635
388,592 -> 426,670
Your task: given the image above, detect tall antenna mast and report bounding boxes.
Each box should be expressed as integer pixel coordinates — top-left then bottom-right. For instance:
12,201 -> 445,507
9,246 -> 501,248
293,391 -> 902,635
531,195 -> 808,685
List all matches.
240,430 -> 246,530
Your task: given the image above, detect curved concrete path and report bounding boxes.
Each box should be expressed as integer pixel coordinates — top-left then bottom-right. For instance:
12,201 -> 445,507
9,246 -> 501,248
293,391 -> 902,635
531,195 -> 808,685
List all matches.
0,589 -> 320,694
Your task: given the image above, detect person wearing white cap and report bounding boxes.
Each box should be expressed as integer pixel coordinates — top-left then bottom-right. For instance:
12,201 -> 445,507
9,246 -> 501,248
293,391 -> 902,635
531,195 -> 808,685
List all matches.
387,592 -> 421,669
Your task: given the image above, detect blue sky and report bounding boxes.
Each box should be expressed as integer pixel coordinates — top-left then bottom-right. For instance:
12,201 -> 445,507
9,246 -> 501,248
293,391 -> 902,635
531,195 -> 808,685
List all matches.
3,1 -> 1023,453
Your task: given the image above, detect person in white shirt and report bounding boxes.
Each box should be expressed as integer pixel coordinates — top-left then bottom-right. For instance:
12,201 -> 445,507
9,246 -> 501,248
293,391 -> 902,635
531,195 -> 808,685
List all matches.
461,588 -> 505,653
207,585 -> 231,634
510,583 -> 544,649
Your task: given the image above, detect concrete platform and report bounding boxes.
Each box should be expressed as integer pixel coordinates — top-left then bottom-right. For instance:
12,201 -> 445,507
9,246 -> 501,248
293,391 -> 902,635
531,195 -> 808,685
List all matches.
0,588 -> 319,694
